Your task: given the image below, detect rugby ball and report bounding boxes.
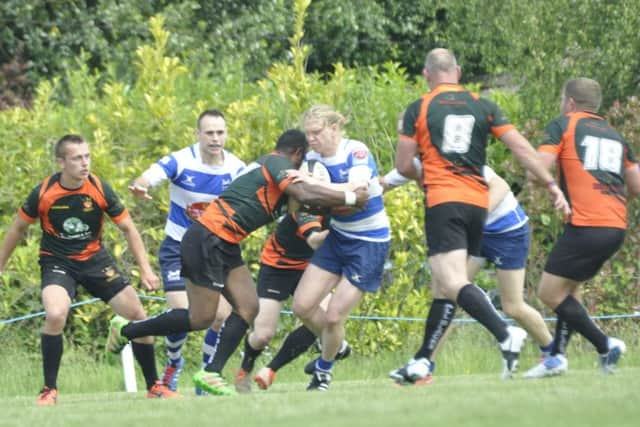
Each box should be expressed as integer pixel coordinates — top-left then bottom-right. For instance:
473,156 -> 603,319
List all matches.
299,159 -> 331,183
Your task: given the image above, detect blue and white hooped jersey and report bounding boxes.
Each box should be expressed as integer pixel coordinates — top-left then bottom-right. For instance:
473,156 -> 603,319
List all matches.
306,138 -> 390,242
143,143 -> 246,241
483,165 -> 528,234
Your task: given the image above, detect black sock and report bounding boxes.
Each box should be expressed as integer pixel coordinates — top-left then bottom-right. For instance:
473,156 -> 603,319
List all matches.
414,299 -> 456,360
41,333 -> 63,390
131,342 -> 159,390
122,309 -> 192,340
240,335 -> 263,373
554,295 -> 608,354
551,317 -> 574,356
205,312 -> 249,373
457,284 -> 508,343
268,325 -> 317,372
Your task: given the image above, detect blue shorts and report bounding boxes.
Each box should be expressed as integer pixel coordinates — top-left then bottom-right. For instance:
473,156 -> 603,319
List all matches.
158,236 -> 185,292
479,223 -> 530,270
310,229 -> 389,293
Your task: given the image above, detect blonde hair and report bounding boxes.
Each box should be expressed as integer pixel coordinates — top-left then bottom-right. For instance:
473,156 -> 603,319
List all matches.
563,78 -> 602,112
301,104 -> 348,130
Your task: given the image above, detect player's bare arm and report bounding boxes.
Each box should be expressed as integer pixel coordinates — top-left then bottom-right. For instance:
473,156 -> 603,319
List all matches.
115,216 -> 160,291
284,180 -> 368,210
501,129 -> 570,215
624,164 -> 640,199
128,174 -> 153,200
395,137 -> 420,180
487,172 -> 511,213
0,215 -> 32,276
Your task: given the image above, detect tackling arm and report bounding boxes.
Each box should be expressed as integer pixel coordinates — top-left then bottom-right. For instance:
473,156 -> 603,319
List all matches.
285,181 -> 368,209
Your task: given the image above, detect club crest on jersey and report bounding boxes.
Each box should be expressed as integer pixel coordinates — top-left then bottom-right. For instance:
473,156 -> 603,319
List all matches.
82,197 -> 93,212
352,150 -> 367,160
186,202 -> 209,220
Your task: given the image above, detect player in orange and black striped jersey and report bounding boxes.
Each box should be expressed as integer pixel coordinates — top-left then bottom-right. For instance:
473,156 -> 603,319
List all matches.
528,78 -> 640,376
0,134 -> 179,405
109,129 -> 368,396
234,211 -> 330,391
391,48 -> 570,384
20,169 -> 128,261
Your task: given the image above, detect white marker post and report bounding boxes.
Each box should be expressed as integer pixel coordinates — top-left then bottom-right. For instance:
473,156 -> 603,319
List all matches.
121,343 -> 138,392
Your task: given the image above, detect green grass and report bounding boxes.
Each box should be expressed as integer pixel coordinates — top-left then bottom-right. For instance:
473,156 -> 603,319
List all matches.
1,370 -> 638,427
1,323 -> 639,427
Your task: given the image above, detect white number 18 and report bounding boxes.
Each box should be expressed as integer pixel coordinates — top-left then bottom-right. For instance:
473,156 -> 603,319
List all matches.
580,135 -> 622,173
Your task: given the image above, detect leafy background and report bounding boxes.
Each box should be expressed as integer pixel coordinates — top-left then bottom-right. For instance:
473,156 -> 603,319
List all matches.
1,0 -> 639,360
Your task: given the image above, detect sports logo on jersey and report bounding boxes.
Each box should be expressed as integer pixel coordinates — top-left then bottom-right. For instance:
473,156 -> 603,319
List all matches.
186,202 -> 210,220
82,197 -> 94,212
181,174 -> 196,187
338,169 -> 349,180
353,150 -> 367,160
62,217 -> 90,239
222,178 -> 232,189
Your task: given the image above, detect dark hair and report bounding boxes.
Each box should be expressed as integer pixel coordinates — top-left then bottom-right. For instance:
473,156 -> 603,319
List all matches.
55,134 -> 86,158
275,129 -> 308,154
197,109 -> 225,129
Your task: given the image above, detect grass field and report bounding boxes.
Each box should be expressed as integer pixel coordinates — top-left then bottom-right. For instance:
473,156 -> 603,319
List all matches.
1,322 -> 638,427
1,369 -> 638,427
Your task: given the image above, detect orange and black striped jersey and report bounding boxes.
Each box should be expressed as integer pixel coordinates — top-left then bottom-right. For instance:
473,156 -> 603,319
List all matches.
18,173 -> 128,261
198,152 -> 295,244
260,211 -> 324,270
538,111 -> 636,229
401,84 -> 515,208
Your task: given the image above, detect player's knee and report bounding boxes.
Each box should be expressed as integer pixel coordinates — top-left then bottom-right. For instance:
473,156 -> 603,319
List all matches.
537,286 -> 555,307
252,329 -> 275,348
44,309 -> 68,330
501,302 -> 524,320
126,307 -> 147,322
190,311 -> 216,330
324,310 -> 345,328
292,299 -> 311,320
236,303 -> 259,324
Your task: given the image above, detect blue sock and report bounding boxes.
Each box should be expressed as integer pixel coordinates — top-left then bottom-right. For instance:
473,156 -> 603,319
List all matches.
165,332 -> 187,366
540,340 -> 553,357
202,328 -> 219,367
315,357 -> 334,373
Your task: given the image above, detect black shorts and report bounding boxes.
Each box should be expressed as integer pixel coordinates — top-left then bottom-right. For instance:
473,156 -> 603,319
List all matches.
180,221 -> 245,291
425,202 -> 487,256
256,264 -> 304,301
544,224 -> 625,282
39,249 -> 129,302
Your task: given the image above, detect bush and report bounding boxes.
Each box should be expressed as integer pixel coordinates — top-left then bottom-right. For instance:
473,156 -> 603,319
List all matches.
2,3 -> 639,356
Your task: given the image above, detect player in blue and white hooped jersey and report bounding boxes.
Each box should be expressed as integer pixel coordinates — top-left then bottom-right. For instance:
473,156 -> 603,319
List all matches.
291,105 -> 390,391
382,162 -> 561,379
129,109 -> 246,392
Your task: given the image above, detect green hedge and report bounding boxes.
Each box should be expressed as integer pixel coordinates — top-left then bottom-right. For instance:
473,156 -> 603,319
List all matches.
1,5 -> 639,358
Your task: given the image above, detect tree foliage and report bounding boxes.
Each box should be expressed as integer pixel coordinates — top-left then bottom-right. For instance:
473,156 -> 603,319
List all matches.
1,1 -> 639,357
